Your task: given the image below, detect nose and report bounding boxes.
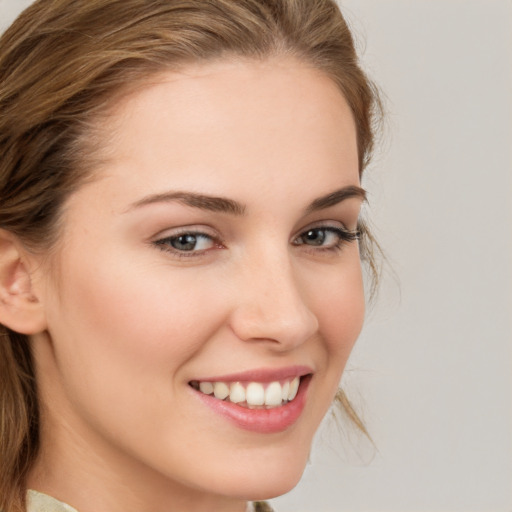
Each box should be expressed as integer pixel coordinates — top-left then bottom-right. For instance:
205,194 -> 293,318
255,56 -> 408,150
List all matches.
228,250 -> 319,350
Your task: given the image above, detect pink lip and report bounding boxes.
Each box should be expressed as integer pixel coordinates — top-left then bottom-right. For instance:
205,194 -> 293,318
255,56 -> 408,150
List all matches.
191,373 -> 312,434
192,365 -> 313,383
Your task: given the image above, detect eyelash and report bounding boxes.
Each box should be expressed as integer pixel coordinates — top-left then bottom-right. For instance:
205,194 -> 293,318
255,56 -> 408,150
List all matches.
153,225 -> 360,259
154,230 -> 221,258
292,226 -> 360,253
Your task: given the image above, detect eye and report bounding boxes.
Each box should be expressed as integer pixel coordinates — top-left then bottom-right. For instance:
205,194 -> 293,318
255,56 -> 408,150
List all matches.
299,228 -> 336,247
154,231 -> 217,254
293,226 -> 359,251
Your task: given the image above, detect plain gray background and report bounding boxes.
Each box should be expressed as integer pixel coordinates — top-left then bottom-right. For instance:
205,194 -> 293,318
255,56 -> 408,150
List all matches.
1,1 -> 511,511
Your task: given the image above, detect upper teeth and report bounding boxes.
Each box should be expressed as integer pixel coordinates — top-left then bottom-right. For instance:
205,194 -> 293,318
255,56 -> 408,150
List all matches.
194,377 -> 300,408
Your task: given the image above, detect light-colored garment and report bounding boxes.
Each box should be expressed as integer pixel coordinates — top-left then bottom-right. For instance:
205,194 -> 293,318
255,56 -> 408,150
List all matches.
27,491 -> 79,512
26,490 -> 273,512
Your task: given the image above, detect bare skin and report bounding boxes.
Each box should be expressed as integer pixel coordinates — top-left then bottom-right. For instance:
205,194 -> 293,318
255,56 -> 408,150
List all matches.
20,57 -> 365,512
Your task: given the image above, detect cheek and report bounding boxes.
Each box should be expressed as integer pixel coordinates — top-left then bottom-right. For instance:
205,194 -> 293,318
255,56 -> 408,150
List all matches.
309,255 -> 365,361
58,252 -> 216,341
44,248 -> 229,407
41,249 -> 237,462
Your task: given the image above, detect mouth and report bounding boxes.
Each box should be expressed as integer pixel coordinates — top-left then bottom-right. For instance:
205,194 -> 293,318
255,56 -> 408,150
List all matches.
188,367 -> 312,433
189,376 -> 302,409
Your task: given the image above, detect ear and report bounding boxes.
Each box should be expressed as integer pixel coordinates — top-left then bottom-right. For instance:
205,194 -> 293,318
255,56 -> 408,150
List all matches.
0,229 -> 47,335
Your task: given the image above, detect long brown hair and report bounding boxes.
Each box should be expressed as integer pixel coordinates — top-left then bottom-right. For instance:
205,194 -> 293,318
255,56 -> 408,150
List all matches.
0,1 -> 382,510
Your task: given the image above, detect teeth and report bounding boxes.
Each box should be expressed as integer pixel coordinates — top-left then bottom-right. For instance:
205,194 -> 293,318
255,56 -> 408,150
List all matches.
193,377 -> 303,408
265,382 -> 283,407
229,382 -> 245,404
288,377 -> 300,401
246,382 -> 265,406
281,380 -> 290,401
199,382 -> 214,395
213,382 -> 229,400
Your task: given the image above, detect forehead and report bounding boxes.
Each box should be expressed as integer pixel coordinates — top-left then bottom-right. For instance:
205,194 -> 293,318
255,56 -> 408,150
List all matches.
81,57 -> 359,212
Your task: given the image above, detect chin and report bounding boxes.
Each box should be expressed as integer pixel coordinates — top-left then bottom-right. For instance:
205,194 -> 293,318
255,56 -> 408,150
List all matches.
232,471 -> 305,502
224,445 -> 310,501
246,474 -> 304,502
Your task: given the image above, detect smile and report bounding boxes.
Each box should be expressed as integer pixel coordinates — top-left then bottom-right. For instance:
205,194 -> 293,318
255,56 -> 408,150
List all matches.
189,367 -> 312,433
189,377 -> 300,409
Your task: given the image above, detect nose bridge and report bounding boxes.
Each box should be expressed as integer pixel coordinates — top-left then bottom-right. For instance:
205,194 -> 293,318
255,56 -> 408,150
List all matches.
230,243 -> 319,347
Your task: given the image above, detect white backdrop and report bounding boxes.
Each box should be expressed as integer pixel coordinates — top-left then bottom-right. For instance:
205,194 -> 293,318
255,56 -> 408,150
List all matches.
1,1 -> 511,511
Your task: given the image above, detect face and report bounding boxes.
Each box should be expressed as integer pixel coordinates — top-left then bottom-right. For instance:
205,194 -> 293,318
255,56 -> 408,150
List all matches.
30,58 -> 365,510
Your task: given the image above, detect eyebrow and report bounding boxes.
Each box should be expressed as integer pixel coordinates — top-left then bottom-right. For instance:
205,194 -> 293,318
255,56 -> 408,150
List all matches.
128,185 -> 366,216
304,185 -> 366,214
129,191 -> 246,215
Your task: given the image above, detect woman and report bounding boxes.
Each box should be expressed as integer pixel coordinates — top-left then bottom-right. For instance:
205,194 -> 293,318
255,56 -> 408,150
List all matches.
0,1 -> 381,511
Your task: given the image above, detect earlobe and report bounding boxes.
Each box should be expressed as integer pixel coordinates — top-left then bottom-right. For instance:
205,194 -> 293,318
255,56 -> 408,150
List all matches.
0,230 -> 47,335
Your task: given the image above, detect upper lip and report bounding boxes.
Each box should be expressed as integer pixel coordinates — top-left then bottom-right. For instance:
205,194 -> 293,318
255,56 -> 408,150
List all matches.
191,365 -> 313,383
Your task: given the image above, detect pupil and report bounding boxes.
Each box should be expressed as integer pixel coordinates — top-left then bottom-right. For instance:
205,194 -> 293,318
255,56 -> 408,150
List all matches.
305,229 -> 325,245
172,234 -> 197,251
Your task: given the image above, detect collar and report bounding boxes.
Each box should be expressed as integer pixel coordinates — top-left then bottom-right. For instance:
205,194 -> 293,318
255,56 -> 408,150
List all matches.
27,491 -> 79,512
27,490 -> 271,512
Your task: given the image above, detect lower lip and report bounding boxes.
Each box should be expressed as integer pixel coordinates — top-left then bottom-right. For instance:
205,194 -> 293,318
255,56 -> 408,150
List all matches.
192,376 -> 311,434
